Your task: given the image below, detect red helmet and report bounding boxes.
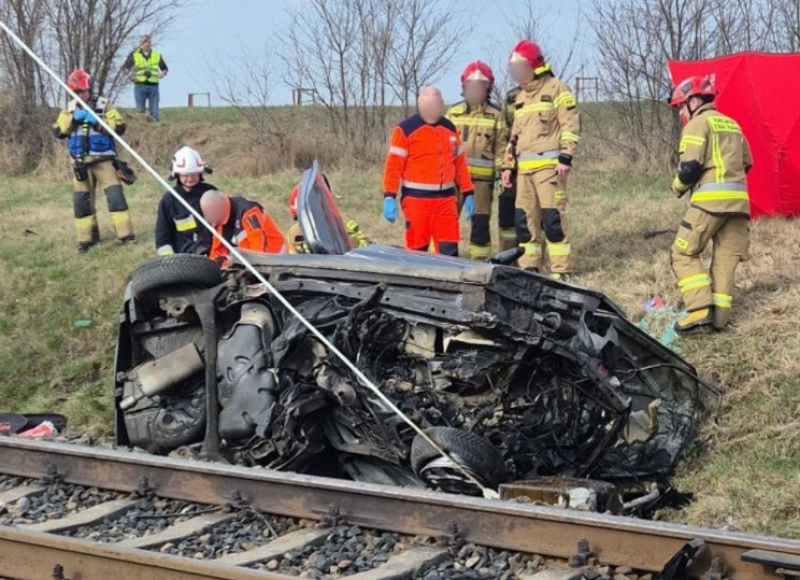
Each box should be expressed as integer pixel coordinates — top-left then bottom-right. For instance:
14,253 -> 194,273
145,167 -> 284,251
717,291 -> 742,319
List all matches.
509,41 -> 547,69
289,184 -> 300,217
67,70 -> 92,92
670,75 -> 717,108
461,60 -> 494,87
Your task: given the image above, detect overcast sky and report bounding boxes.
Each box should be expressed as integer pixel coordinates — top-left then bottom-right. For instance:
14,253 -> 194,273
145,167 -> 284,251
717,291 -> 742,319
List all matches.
120,0 -> 590,108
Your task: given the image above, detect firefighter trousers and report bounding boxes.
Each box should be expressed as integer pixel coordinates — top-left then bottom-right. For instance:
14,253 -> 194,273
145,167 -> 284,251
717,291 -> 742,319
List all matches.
671,207 -> 749,329
515,169 -> 571,272
73,159 -> 133,244
457,181 -> 518,259
401,195 -> 459,256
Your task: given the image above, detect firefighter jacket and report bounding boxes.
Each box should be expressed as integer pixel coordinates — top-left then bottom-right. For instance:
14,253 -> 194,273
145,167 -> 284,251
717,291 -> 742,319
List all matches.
54,98 -> 125,162
504,87 -> 521,140
383,114 -> 474,198
672,103 -> 752,217
503,74 -> 580,174
155,181 -> 218,255
445,101 -> 507,182
209,196 -> 285,267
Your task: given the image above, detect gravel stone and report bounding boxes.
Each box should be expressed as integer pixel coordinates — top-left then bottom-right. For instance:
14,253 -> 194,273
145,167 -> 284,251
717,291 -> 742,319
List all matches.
153,510 -> 298,559
0,482 -> 120,525
60,497 -> 209,542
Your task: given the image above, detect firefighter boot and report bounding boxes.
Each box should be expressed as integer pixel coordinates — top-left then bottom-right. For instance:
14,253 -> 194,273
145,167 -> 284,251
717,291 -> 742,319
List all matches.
674,308 -> 714,332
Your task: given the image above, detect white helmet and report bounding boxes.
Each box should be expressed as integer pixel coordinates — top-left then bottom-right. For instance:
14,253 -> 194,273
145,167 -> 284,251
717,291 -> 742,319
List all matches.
171,146 -> 206,175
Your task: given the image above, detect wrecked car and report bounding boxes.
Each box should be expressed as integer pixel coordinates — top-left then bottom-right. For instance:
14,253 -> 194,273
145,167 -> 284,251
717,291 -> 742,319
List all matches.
114,162 -> 702,503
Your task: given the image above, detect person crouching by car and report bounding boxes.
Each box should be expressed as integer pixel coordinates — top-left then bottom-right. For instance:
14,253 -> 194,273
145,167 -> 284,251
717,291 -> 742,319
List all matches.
286,182 -> 371,254
200,190 -> 285,267
154,146 -> 217,256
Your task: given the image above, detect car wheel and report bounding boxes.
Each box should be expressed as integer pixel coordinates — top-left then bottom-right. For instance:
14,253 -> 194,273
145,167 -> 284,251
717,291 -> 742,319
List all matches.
131,255 -> 223,302
410,427 -> 506,494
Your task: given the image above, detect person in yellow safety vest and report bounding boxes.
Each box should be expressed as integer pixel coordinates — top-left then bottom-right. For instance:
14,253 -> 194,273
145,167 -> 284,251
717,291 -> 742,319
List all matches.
53,69 -> 135,253
286,183 -> 370,254
668,75 -> 753,332
122,34 -> 168,121
445,61 -> 510,259
501,41 -> 580,280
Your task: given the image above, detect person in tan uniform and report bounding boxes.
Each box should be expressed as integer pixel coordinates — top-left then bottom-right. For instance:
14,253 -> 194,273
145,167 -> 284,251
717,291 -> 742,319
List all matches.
501,41 -> 580,279
669,75 -> 752,332
54,69 -> 134,253
446,61 -> 509,259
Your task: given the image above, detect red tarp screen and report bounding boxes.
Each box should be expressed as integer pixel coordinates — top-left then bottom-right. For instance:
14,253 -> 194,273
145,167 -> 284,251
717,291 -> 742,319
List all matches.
669,53 -> 800,218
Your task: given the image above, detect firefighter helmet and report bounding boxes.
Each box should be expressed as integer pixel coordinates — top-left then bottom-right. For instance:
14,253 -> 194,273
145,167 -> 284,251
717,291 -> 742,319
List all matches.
67,70 -> 92,92
670,75 -> 717,108
461,61 -> 494,87
509,41 -> 547,69
172,146 -> 206,175
289,184 -> 300,217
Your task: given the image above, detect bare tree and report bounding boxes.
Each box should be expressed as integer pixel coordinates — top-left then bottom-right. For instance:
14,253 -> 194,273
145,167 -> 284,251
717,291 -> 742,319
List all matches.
386,0 -> 470,112
0,0 -> 51,108
48,0 -> 185,100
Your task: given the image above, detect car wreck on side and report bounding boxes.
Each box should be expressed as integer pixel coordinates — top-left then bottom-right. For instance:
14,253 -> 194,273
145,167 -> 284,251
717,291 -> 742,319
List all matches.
114,163 -> 703,510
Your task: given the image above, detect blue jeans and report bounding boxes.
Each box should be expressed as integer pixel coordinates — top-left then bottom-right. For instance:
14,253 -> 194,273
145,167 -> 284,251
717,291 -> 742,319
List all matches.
134,83 -> 160,121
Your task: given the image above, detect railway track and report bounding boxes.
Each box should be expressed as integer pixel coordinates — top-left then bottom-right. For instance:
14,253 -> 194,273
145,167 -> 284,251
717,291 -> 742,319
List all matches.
0,438 -> 797,580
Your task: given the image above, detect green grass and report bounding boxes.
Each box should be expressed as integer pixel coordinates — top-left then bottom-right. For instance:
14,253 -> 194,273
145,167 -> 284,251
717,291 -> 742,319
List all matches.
2,115 -> 800,539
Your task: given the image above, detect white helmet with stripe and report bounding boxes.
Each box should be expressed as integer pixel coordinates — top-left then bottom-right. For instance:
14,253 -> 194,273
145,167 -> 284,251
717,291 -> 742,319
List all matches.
171,146 -> 206,175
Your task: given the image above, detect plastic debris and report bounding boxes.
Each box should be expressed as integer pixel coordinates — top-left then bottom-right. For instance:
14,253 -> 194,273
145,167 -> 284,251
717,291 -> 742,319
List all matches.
638,297 -> 684,353
74,319 -> 93,328
17,421 -> 58,438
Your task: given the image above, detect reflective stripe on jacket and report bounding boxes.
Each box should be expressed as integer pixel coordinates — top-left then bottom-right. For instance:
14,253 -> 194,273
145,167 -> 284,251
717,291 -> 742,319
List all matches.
383,114 -> 474,198
445,101 -> 507,181
673,103 -> 752,216
54,97 -> 124,161
133,50 -> 162,84
504,74 -> 580,173
209,196 -> 285,267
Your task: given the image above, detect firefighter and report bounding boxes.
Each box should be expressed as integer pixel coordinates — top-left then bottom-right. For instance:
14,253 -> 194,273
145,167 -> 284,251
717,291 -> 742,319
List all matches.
446,61 -> 509,259
668,75 -> 752,332
383,86 -> 474,256
287,183 -> 371,254
501,41 -> 580,279
154,146 -> 218,256
54,70 -> 135,253
200,190 -> 285,267
500,85 -> 523,253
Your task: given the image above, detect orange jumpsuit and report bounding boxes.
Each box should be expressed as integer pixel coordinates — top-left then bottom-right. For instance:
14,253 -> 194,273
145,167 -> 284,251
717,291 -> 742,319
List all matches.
208,196 -> 285,267
383,114 -> 474,256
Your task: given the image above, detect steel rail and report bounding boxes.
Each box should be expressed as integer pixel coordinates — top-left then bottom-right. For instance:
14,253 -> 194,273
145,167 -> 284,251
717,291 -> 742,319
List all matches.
0,437 -> 797,580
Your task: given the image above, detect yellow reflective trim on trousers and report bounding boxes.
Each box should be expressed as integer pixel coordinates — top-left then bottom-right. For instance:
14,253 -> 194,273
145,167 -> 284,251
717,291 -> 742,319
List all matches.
692,190 -> 749,202
518,158 -> 558,170
678,273 -> 712,293
469,166 -> 495,178
469,243 -> 493,258
76,216 -> 94,228
713,293 -> 733,308
110,210 -> 130,224
548,243 -> 571,256
500,229 -> 517,240
521,242 -> 542,256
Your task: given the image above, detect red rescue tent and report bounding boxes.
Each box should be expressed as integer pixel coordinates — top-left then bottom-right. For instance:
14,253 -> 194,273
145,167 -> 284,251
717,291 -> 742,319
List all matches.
669,53 -> 800,218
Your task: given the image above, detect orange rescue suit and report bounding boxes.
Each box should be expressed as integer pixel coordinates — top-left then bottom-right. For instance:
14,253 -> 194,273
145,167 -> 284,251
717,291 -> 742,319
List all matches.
209,196 -> 285,267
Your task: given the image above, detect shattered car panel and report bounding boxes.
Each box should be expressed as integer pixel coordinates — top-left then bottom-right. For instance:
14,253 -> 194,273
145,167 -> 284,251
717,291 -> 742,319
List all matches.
114,162 -> 702,495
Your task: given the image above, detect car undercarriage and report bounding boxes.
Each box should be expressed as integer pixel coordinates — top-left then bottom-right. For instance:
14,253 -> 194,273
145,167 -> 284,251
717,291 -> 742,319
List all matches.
114,163 -> 703,512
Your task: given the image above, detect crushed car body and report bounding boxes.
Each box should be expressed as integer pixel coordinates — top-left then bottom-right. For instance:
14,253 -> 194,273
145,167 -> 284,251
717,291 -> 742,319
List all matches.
114,162 -> 702,502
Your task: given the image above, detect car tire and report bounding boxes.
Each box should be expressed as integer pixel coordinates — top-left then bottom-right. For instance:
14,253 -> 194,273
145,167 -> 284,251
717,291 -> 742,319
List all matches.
131,255 -> 223,301
410,427 -> 506,492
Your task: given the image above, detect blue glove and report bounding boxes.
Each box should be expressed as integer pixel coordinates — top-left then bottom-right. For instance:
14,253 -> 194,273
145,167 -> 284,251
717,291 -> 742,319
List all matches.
73,109 -> 98,125
383,196 -> 397,223
464,194 -> 475,220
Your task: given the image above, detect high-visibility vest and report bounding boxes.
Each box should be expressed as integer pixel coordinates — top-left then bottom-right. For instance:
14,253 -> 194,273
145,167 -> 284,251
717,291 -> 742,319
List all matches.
133,50 -> 161,84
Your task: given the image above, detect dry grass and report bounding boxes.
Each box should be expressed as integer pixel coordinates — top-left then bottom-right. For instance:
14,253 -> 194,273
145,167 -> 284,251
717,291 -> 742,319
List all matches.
1,109 -> 800,538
